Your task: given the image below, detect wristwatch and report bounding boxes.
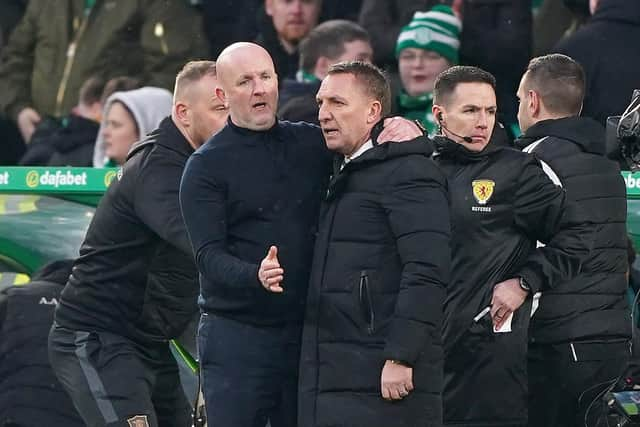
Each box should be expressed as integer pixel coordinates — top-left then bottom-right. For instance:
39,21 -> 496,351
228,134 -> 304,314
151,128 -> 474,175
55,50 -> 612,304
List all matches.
519,276 -> 531,292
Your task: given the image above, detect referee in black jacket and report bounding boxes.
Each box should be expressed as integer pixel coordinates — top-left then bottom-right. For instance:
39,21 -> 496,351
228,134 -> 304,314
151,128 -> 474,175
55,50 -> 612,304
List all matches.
431,66 -> 591,427
516,54 -> 630,427
48,61 -> 229,427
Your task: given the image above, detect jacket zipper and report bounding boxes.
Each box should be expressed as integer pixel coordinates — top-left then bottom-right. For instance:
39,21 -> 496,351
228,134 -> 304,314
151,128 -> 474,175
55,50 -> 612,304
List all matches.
359,270 -> 375,335
55,7 -> 93,117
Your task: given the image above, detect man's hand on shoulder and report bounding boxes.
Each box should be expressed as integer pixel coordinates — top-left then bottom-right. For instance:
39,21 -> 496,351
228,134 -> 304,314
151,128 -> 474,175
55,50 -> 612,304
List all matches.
258,246 -> 284,293
378,117 -> 423,143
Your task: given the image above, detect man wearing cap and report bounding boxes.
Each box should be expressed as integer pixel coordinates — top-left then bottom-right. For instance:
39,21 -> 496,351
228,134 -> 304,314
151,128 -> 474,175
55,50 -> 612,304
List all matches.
395,5 -> 461,135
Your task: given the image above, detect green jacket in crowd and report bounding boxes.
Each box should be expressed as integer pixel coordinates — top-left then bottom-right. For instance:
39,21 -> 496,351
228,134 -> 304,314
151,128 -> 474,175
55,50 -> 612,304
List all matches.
0,0 -> 208,120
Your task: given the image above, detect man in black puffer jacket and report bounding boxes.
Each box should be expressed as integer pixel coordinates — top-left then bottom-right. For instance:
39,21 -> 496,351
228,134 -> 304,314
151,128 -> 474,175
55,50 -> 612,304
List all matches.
299,61 -> 450,427
432,66 -> 591,427
516,54 -> 630,427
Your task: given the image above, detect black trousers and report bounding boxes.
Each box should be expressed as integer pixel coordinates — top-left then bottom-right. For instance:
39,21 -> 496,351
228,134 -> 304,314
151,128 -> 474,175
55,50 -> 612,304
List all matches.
528,339 -> 631,427
198,313 -> 300,427
48,324 -> 191,427
444,301 -> 532,427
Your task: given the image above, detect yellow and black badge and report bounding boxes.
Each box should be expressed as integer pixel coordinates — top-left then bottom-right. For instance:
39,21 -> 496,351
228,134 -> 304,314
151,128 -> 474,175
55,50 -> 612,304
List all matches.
127,415 -> 149,427
472,180 -> 495,205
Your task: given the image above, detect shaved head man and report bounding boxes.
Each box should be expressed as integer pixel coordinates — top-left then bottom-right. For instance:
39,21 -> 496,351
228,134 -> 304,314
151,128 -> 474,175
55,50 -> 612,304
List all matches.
216,42 -> 279,131
180,43 -> 424,427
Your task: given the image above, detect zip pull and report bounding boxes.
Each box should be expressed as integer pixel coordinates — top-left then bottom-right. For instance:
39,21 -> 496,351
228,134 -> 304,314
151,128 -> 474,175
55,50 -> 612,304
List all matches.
359,270 -> 375,335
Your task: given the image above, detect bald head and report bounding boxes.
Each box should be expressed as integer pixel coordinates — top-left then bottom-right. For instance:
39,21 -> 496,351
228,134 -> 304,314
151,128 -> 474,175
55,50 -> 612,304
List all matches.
215,42 -> 279,131
216,42 -> 276,90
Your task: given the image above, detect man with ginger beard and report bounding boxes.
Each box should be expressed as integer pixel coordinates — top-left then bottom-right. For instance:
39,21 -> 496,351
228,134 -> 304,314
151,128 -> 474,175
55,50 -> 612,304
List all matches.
48,61 -> 228,427
256,0 -> 322,81
179,42 -> 423,427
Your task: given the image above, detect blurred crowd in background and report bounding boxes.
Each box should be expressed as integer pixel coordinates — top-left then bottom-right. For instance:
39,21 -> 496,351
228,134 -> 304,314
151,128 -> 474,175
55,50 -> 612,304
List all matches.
0,0 -> 637,168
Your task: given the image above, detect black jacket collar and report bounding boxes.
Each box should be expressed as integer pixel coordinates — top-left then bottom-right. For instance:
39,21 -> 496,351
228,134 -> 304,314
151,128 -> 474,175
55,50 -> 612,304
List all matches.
432,135 -> 501,163
327,137 -> 432,200
335,132 -> 433,173
349,137 -> 432,165
226,116 -> 286,142
128,116 -> 194,160
515,116 -> 606,155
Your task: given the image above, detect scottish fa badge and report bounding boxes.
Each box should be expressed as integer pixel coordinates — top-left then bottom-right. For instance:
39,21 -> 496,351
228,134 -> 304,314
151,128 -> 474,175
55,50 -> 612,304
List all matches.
127,415 -> 149,427
472,180 -> 495,205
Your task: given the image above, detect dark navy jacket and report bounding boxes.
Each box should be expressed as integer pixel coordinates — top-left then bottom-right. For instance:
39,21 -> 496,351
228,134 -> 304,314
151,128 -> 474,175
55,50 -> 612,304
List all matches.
180,118 -> 330,326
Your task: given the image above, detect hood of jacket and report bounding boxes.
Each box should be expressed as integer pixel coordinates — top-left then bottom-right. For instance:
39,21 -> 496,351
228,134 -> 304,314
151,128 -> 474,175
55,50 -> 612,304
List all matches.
127,116 -> 194,161
326,135 -> 434,201
93,86 -> 172,167
348,136 -> 433,167
514,116 -> 606,155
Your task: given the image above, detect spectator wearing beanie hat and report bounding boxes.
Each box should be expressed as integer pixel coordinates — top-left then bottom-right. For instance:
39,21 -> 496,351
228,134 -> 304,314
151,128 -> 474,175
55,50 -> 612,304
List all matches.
395,5 -> 461,135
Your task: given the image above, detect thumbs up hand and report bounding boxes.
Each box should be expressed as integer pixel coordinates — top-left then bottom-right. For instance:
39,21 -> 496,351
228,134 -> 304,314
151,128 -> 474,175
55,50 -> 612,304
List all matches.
258,246 -> 284,293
